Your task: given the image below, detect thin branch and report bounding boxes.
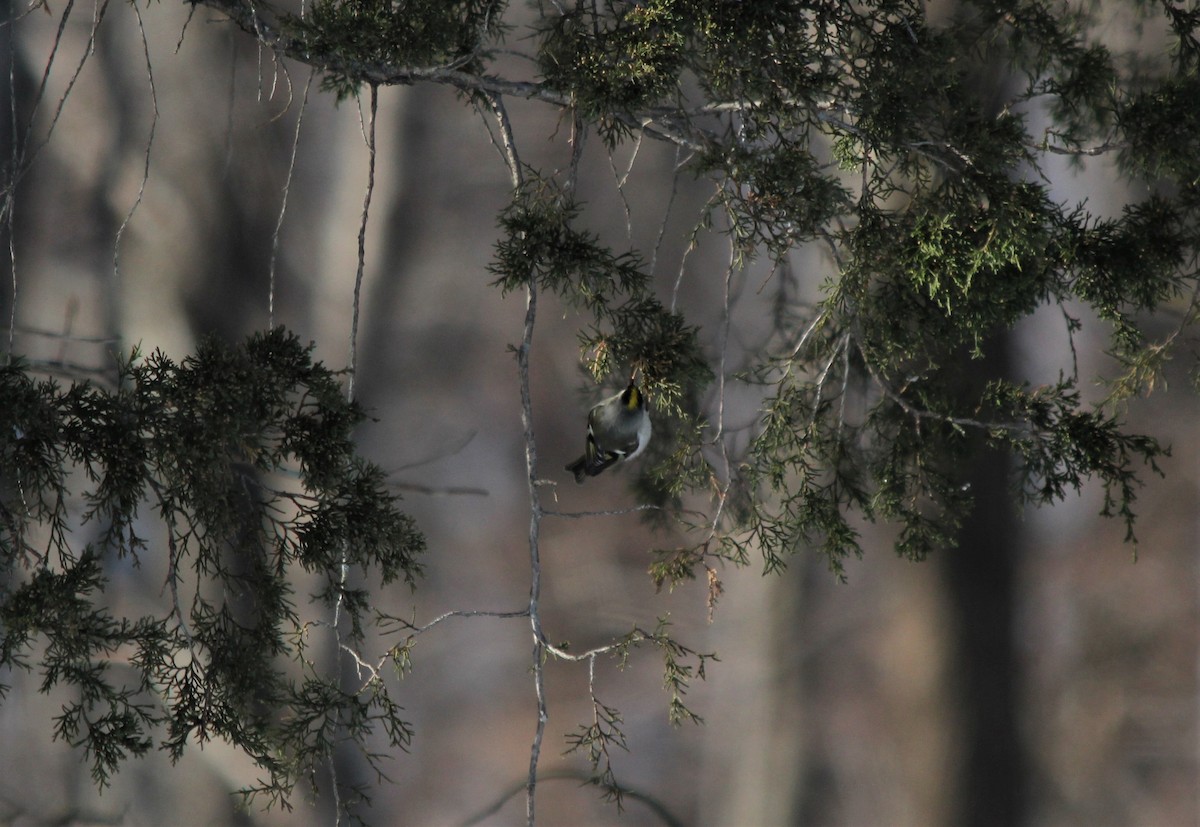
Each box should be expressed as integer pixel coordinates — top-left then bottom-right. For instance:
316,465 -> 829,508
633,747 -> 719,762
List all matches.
542,631 -> 649,664
670,182 -> 719,313
460,769 -> 685,827
268,68 -> 314,327
692,217 -> 740,620
855,336 -> 1033,435
173,0 -> 199,53
386,607 -> 530,638
387,429 -> 478,473
345,82 -> 378,403
330,81 -> 379,827
1036,139 -> 1126,156
341,607 -> 532,690
16,0 -> 76,167
648,143 -> 683,278
835,327 -> 851,441
1060,304 -> 1080,384
483,90 -> 523,185
0,324 -> 119,344
112,0 -> 157,290
807,333 -> 848,432
713,217 -> 736,445
522,268 -> 545,827
481,87 -> 545,827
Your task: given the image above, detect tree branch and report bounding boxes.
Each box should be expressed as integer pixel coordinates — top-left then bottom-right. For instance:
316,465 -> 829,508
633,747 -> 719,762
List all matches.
189,0 -> 715,153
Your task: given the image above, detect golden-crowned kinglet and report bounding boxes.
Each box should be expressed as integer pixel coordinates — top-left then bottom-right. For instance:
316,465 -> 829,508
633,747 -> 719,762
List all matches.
566,381 -> 652,483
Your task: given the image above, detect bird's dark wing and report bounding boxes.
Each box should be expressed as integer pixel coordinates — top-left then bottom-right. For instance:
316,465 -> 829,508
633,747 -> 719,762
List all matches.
565,432 -> 621,482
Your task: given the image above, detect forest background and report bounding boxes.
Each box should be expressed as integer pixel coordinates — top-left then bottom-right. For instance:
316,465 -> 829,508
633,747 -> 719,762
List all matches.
0,0 -> 1198,825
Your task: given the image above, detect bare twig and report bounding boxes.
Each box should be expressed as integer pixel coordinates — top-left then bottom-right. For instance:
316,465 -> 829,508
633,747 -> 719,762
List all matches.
386,607 -> 530,638
387,429 -> 479,472
14,0 -> 87,179
1036,139 -> 1125,156
481,87 -> 546,827
641,142 -> 681,277
0,325 -> 122,345
484,90 -> 523,184
268,69 -> 314,327
541,630 -> 648,664
112,0 -> 157,298
520,246 -> 545,827
345,82 -> 378,402
343,608 -> 529,691
329,81 -> 379,827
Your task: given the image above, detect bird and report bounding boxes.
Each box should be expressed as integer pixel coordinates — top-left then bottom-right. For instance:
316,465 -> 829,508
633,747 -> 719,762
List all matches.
565,380 -> 652,483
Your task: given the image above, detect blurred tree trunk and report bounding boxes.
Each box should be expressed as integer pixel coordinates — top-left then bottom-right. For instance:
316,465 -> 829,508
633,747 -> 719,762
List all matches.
941,332 -> 1029,827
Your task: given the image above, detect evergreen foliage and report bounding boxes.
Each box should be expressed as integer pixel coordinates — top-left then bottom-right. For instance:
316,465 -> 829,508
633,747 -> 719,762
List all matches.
0,329 -> 423,808
3,0 -> 1200,819
293,0 -> 506,98
490,178 -> 713,458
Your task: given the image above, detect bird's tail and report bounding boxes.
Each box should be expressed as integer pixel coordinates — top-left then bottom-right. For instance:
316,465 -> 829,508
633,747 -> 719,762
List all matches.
565,456 -> 588,484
